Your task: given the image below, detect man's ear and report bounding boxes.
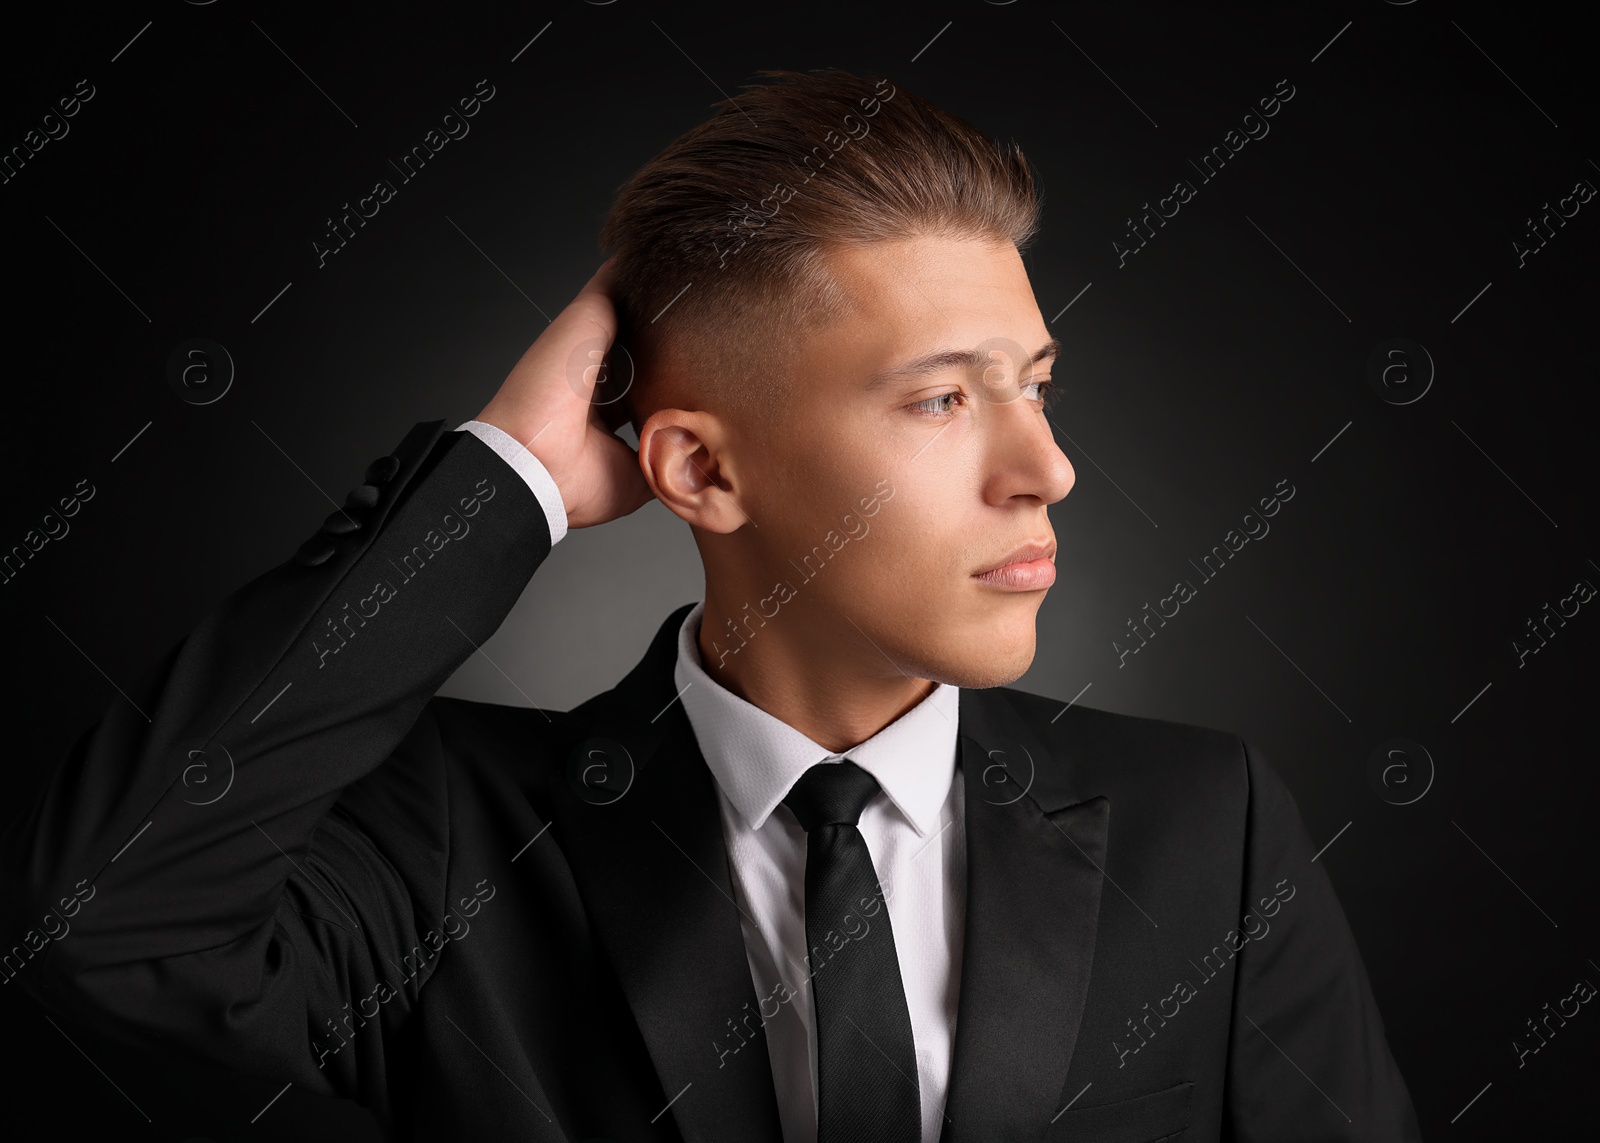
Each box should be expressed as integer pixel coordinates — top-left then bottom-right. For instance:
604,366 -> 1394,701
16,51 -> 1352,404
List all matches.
637,409 -> 748,535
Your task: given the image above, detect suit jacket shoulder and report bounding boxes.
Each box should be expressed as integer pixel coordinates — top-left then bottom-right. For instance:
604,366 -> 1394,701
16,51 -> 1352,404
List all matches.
991,686 -> 1250,819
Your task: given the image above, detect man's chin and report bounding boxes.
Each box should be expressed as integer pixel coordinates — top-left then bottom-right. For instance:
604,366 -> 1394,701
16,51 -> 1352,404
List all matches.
950,657 -> 1035,690
920,628 -> 1038,690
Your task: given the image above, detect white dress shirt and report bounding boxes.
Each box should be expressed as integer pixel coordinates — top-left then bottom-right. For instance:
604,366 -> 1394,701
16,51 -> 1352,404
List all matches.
455,421 -> 968,1143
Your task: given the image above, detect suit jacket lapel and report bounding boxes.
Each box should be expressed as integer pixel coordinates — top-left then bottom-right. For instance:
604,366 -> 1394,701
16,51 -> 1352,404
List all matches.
549,605 -> 1108,1143
552,604 -> 785,1143
939,687 -> 1110,1143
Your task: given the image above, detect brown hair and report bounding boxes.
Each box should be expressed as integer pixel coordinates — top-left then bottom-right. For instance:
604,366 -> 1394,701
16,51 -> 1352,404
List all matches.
597,67 -> 1041,436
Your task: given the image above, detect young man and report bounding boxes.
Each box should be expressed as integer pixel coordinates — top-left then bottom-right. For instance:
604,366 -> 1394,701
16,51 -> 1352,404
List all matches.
1,70 -> 1420,1141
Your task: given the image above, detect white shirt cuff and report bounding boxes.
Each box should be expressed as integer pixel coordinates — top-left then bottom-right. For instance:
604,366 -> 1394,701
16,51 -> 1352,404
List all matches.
454,419 -> 568,545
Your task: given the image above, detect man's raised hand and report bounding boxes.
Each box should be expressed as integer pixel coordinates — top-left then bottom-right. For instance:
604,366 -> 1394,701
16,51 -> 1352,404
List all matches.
473,255 -> 654,530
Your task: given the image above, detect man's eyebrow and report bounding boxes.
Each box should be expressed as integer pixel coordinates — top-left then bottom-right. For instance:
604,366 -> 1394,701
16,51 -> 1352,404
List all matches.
864,337 -> 1062,391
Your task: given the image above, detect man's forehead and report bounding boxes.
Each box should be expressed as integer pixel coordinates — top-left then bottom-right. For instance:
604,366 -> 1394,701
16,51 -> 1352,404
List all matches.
812,238 -> 1046,376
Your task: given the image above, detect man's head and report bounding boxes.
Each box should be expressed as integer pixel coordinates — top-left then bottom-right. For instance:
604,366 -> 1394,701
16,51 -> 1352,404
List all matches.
598,69 -> 1074,695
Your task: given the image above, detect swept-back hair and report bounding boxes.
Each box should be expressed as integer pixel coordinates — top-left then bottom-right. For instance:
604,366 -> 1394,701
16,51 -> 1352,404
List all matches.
598,66 -> 1041,433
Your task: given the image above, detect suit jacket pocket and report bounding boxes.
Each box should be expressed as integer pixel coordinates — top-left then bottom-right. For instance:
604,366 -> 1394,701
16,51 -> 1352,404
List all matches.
1052,1079 -> 1193,1142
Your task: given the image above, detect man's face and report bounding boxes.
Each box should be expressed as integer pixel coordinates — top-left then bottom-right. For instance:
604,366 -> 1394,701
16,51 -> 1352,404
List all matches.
729,234 -> 1075,689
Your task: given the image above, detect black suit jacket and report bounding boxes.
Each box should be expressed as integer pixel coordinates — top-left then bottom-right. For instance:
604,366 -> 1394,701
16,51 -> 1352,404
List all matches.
1,420 -> 1422,1142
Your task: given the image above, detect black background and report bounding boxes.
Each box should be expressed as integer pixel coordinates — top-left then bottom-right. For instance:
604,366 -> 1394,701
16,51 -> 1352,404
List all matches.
2,1 -> 1595,1138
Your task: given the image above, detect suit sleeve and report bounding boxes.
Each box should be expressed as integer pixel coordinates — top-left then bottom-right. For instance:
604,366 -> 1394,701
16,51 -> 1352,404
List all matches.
1222,738 -> 1423,1142
456,419 -> 569,544
0,419 -> 555,1108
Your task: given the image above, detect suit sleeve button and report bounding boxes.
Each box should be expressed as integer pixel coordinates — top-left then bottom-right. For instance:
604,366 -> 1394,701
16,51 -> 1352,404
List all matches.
344,483 -> 381,511
365,455 -> 401,485
321,508 -> 361,535
295,534 -> 338,566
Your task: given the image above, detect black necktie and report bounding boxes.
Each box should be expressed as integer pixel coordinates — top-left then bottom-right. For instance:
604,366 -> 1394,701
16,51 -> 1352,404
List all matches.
782,758 -> 921,1143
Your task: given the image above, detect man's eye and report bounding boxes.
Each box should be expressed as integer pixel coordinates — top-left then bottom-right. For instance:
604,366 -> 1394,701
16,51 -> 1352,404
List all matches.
908,381 -> 1059,418
909,391 -> 965,417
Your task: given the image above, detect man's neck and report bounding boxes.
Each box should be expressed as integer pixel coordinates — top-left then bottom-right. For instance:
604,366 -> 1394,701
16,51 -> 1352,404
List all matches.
695,600 -> 938,754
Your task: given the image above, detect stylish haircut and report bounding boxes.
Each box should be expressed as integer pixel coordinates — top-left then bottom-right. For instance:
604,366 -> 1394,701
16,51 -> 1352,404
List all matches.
597,67 -> 1042,438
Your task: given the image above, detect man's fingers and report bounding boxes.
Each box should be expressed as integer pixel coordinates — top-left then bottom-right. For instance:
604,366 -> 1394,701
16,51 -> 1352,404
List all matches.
586,253 -> 619,294
571,255 -> 620,319
547,257 -> 622,404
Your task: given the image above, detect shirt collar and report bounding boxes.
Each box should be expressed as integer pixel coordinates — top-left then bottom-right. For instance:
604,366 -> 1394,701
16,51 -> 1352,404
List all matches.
673,600 -> 960,837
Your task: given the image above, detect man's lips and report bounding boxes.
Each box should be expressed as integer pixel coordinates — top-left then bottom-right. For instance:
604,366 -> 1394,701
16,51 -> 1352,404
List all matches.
973,539 -> 1057,589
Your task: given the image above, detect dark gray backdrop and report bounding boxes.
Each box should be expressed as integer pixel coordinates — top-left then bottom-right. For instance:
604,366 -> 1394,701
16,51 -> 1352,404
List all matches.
2,1 -> 1595,1138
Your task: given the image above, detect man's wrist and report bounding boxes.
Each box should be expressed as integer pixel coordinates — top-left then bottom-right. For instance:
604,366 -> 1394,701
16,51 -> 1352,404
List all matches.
455,420 -> 568,544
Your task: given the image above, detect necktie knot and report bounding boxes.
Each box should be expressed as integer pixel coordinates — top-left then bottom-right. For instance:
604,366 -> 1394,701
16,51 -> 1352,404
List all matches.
782,758 -> 880,833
